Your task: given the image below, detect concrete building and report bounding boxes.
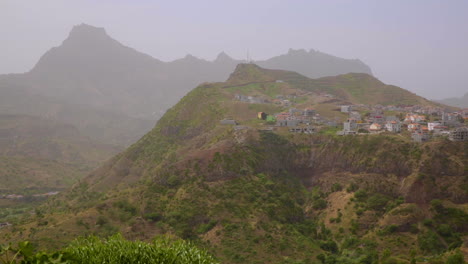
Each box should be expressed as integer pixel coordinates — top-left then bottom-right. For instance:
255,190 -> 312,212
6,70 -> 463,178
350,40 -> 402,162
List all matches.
303,108 -> 315,117
220,119 -> 237,125
449,127 -> 468,141
428,122 -> 441,131
385,121 -> 401,133
412,132 -> 430,143
341,105 -> 352,113
349,111 -> 362,121
343,119 -> 358,132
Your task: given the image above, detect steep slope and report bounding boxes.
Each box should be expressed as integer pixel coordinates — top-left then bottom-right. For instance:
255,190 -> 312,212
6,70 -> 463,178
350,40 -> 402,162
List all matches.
3,65 -> 465,263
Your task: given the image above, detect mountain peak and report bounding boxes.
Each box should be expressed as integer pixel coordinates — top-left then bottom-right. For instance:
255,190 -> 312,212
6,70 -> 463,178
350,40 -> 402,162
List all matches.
226,64 -> 275,84
287,48 -> 308,56
58,23 -> 117,50
67,23 -> 108,40
184,54 -> 198,60
214,51 -> 233,62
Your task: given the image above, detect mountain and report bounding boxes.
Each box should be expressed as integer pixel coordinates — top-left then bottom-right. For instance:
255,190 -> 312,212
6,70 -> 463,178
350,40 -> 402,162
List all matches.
3,65 -> 465,263
0,79 -> 154,146
0,24 -> 374,146
227,64 -> 442,107
256,48 -> 372,79
0,114 -> 121,194
24,24 -> 167,119
437,92 -> 468,108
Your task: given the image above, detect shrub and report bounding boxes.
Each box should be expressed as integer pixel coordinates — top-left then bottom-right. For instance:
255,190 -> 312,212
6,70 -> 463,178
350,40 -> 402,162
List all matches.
422,218 -> 433,227
113,200 -> 137,216
0,235 -> 218,264
331,183 -> 342,192
436,224 -> 452,237
143,212 -> 162,222
446,251 -> 465,264
377,225 -> 398,236
197,220 -> 217,234
354,190 -> 367,202
366,194 -> 390,211
418,230 -> 445,254
96,215 -> 108,226
319,240 -> 338,253
430,199 -> 444,213
313,199 -> 327,210
346,183 -> 359,193
63,234 -> 218,264
341,236 -> 359,249
0,241 -> 66,263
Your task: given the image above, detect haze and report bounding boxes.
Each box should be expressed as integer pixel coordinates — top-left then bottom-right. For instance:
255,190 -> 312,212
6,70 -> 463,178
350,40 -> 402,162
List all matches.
1,0 -> 467,100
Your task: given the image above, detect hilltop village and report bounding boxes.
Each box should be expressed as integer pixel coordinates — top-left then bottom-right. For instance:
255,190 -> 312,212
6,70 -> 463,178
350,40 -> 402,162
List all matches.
222,88 -> 468,143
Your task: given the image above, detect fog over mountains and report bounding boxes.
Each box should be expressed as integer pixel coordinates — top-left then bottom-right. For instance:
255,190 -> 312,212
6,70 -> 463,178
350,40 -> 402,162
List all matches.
0,24 -> 373,146
437,92 -> 468,108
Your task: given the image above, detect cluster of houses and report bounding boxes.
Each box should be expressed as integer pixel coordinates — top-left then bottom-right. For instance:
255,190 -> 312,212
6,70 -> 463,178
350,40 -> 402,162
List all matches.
272,95 -> 296,107
361,104 -> 446,116
234,94 -> 267,104
270,108 -> 317,133
403,112 -> 467,142
0,191 -> 60,200
339,106 -> 403,135
229,92 -> 468,141
234,93 -> 301,107
338,105 -> 468,142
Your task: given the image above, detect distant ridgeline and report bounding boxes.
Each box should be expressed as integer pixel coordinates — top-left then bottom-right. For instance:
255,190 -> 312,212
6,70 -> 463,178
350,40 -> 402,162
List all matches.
0,24 -> 372,146
437,92 -> 468,108
1,64 -> 466,264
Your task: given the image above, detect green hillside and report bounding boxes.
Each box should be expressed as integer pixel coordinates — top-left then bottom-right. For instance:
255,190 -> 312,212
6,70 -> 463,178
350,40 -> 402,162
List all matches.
227,64 -> 447,107
1,65 -> 466,263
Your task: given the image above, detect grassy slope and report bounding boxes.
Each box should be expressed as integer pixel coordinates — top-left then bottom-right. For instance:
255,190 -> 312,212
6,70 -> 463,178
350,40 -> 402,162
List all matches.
241,64 -> 450,107
1,65 -> 466,263
0,156 -> 85,193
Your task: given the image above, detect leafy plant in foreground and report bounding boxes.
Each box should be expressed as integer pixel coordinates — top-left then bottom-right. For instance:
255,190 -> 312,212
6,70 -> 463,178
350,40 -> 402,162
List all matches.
0,234 -> 218,264
63,234 -> 218,264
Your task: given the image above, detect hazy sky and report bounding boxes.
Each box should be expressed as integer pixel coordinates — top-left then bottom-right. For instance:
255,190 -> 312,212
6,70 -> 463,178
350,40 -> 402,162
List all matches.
1,0 -> 467,99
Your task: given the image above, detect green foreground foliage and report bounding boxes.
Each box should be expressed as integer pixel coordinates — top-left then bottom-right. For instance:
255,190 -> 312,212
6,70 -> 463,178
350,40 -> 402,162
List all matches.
0,234 -> 218,264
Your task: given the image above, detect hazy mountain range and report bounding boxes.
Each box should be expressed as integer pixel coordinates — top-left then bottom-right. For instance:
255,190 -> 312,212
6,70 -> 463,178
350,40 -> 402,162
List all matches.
437,92 -> 468,108
0,23 -> 372,146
